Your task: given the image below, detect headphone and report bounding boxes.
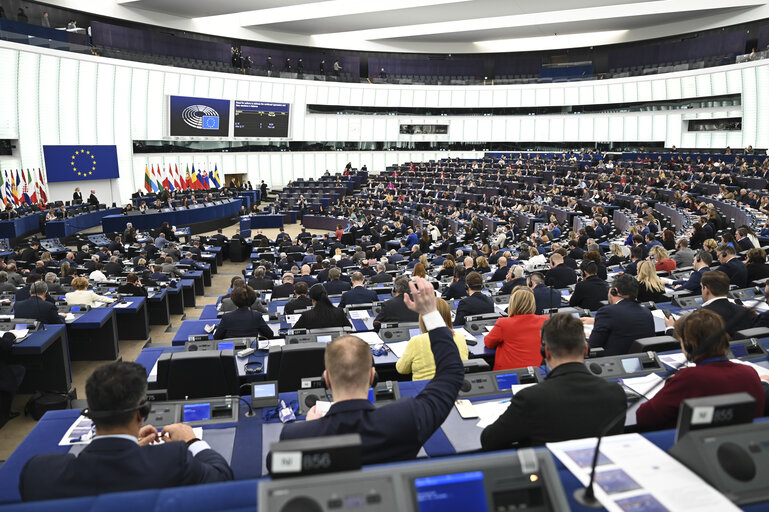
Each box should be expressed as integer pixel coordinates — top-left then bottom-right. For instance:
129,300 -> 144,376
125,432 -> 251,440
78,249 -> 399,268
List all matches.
610,288 -> 620,297
679,313 -> 694,359
245,361 -> 263,374
82,399 -> 151,422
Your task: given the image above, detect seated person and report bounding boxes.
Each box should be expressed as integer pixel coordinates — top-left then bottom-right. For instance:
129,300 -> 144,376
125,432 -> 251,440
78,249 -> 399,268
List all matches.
637,309 -> 765,430
247,267 -> 273,291
324,268 -> 352,295
65,277 -> 115,307
13,281 -> 63,324
284,281 -> 313,315
214,286 -> 274,339
220,278 -> 266,314
650,245 -> 676,273
453,271 -> 494,326
481,313 -> 626,449
673,251 -> 711,294
396,297 -> 469,380
584,274 -> 655,356
14,274 -> 55,304
373,276 -> 419,330
699,270 -> 756,337
338,272 -> 378,308
484,287 -> 548,370
280,278 -> 463,464
441,266 -> 467,301
19,361 -> 233,501
117,273 -> 148,297
293,284 -> 351,330
568,260 -> 608,311
635,260 -> 667,303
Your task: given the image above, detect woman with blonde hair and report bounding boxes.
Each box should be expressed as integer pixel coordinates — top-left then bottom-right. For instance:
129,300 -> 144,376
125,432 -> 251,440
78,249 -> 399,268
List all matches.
437,258 -> 456,278
396,297 -> 468,380
412,263 -> 427,279
525,247 -> 546,271
649,245 -> 676,273
484,287 -> 548,371
703,238 -> 718,262
332,247 -> 342,262
607,243 -> 627,266
475,256 -> 490,274
636,261 -> 667,303
418,254 -> 429,269
65,277 -> 115,307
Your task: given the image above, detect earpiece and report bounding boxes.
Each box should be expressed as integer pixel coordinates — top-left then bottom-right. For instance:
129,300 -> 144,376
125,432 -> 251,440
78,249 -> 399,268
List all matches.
540,342 -> 547,360
245,361 -> 263,374
610,288 -> 620,297
82,400 -> 151,422
680,313 -> 693,359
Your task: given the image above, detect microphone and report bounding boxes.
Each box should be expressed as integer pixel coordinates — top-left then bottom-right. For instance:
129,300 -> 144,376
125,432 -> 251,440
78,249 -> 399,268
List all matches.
573,293 -> 767,508
226,393 -> 256,418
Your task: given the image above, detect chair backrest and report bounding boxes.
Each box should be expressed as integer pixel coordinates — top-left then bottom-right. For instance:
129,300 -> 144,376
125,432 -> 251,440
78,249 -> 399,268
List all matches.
630,335 -> 680,353
266,343 -> 326,392
157,350 -> 240,399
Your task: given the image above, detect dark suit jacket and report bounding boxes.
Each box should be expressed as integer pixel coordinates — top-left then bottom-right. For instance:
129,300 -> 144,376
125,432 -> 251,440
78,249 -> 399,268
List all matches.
489,267 -> 508,282
214,307 -> 274,339
442,279 -> 467,301
247,277 -> 274,291
454,292 -> 495,326
324,280 -> 351,295
20,437 -> 233,501
13,296 -> 63,324
280,326 -> 463,464
294,275 -> 319,287
569,276 -> 609,311
717,258 -> 748,288
373,294 -> 419,329
338,286 -> 379,308
588,299 -> 655,356
284,295 -> 313,315
675,267 -> 709,294
369,272 -> 392,284
271,282 -> 295,299
545,265 -> 577,288
481,363 -> 626,448
104,262 -> 123,276
117,283 -> 148,297
293,305 -> 351,330
532,284 -> 562,314
703,298 -> 756,337
88,194 -> 99,206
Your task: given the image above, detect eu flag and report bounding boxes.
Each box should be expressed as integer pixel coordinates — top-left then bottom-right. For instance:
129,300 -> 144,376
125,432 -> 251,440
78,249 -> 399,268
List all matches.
42,145 -> 120,183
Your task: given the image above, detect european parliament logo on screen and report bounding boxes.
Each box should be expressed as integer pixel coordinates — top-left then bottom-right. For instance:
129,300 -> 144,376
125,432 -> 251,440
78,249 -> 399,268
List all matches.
42,145 -> 120,183
169,95 -> 230,136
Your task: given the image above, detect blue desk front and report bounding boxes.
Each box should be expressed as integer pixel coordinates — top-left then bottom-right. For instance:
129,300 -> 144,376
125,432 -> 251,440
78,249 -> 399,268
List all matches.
45,208 -> 122,238
0,212 -> 42,239
66,308 -> 119,361
240,215 -> 284,230
10,324 -> 71,393
101,200 -> 241,232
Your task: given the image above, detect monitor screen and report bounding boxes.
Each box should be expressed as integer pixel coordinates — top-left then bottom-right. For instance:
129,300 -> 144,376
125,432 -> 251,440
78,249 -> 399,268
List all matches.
233,101 -> 290,137
218,341 -> 234,350
71,306 -> 81,312
252,383 -> 277,399
182,403 -> 210,422
169,95 -> 230,136
414,471 -> 488,512
409,328 -> 422,338
620,357 -> 642,373
730,344 -> 748,358
495,373 -> 519,390
317,335 -> 332,343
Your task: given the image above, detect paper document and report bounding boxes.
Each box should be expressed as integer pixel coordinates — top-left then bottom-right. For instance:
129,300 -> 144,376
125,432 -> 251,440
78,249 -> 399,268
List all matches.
742,299 -> 769,312
349,310 -> 370,319
583,324 -> 594,338
548,433 -> 740,512
658,353 -> 691,369
620,373 -> 664,400
268,338 -> 286,348
5,328 -> 29,342
314,401 -> 333,417
650,309 -> 672,332
484,325 -> 494,332
356,331 -> 385,345
453,327 -> 477,342
59,415 -> 95,445
64,313 -> 75,322
285,314 -> 301,326
386,340 -> 410,358
473,399 -> 511,429
113,302 -> 132,309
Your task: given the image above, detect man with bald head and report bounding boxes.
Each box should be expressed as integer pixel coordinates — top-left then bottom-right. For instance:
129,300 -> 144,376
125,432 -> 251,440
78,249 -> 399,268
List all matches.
279,278 -> 463,464
294,264 -> 318,286
545,253 -> 577,289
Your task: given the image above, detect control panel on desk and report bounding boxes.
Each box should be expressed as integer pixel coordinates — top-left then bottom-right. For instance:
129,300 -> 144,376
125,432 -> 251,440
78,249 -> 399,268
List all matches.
585,352 -> 663,378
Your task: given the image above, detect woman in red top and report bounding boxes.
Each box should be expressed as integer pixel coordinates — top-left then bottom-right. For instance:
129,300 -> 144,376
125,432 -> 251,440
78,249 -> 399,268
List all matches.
636,309 -> 765,431
335,224 -> 344,241
484,287 -> 548,371
650,246 -> 676,274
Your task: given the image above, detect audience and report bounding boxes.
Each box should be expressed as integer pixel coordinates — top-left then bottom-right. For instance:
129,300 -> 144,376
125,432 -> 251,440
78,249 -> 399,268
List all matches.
284,281 -> 313,315
484,287 -> 548,370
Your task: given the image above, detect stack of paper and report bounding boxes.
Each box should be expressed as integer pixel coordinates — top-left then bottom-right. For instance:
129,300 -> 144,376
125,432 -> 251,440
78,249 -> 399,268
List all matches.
386,340 -> 410,358
620,373 -> 664,401
285,314 -> 301,326
355,331 -> 384,345
473,400 -> 511,429
349,310 -> 370,319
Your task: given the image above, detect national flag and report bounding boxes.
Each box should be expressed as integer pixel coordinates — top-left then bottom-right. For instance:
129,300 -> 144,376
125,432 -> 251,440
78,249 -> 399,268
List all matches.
149,165 -> 160,193
210,164 -> 221,188
199,169 -> 210,190
4,172 -> 12,206
185,164 -> 192,190
167,164 -> 175,191
144,164 -> 153,193
173,164 -> 182,190
152,164 -> 163,191
26,169 -> 37,204
38,169 -> 48,204
190,164 -> 200,190
0,171 -> 5,207
12,170 -> 21,205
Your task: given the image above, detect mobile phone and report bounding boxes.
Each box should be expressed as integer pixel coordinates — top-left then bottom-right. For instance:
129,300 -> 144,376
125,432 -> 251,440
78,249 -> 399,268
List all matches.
455,399 -> 478,419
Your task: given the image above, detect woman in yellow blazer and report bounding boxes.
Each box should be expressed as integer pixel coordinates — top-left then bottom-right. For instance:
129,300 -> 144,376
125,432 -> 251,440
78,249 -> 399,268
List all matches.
64,277 -> 115,307
396,297 -> 469,380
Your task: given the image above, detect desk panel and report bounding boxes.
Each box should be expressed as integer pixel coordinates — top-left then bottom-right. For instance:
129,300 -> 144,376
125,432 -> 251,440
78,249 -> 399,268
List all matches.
45,208 -> 122,238
301,215 -> 350,231
101,200 -> 241,232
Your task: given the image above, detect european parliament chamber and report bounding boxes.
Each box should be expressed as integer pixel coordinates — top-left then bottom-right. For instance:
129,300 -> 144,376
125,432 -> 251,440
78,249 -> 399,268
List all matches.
2,1 -> 769,511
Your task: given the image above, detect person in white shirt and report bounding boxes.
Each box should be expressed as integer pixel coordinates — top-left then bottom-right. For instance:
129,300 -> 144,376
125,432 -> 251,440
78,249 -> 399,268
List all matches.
66,277 -> 114,306
89,262 -> 108,283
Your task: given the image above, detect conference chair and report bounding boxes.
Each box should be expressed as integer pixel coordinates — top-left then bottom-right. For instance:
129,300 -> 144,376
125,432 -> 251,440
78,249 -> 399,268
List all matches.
155,350 -> 240,399
266,343 -> 326,392
629,335 -> 680,353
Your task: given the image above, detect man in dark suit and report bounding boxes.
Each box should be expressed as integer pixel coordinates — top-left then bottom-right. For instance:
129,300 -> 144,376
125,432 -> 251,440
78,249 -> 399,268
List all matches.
247,267 -> 274,291
117,273 -> 148,297
88,189 -> 99,206
271,273 -> 295,299
735,227 -> 755,252
454,272 -> 495,326
568,260 -> 609,312
281,278 -> 463,465
104,256 -> 123,276
324,268 -> 352,295
544,253 -> 577,289
373,277 -> 419,330
214,287 -> 274,339
716,244 -> 748,288
442,266 -> 467,301
481,313 -> 626,448
294,265 -> 319,287
528,273 -> 562,314
488,256 -> 509,282
587,274 -> 655,356
673,251 -> 711,294
13,281 -> 63,324
623,246 -> 644,276
43,273 -> 66,296
700,271 -> 755,336
20,241 -> 40,263
369,263 -> 393,284
338,272 -> 379,308
19,361 -> 233,501
284,281 -> 313,315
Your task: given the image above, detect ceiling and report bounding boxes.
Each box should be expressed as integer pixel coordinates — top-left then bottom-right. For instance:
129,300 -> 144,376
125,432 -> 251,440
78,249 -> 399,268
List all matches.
55,0 -> 769,53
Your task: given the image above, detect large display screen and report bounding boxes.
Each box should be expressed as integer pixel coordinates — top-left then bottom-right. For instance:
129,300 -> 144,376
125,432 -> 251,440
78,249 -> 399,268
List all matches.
414,471 -> 488,512
234,101 -> 290,137
169,95 -> 230,136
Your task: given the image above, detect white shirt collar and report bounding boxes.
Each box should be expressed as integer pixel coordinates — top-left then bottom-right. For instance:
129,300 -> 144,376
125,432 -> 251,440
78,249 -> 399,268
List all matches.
702,296 -> 730,307
93,434 -> 138,444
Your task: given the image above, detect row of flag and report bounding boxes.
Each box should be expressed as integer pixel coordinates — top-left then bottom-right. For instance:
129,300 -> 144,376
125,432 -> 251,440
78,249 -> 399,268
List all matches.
0,169 -> 48,207
143,163 -> 222,193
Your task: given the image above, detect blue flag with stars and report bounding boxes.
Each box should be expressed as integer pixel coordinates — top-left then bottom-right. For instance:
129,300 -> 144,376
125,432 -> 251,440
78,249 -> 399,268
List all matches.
42,145 -> 120,183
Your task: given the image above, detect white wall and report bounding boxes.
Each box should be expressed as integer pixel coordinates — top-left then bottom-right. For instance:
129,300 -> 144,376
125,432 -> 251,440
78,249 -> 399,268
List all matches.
1,39 -> 766,205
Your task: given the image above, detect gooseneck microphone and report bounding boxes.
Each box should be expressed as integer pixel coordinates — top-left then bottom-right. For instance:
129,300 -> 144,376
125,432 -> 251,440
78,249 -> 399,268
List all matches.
573,293 -> 766,508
